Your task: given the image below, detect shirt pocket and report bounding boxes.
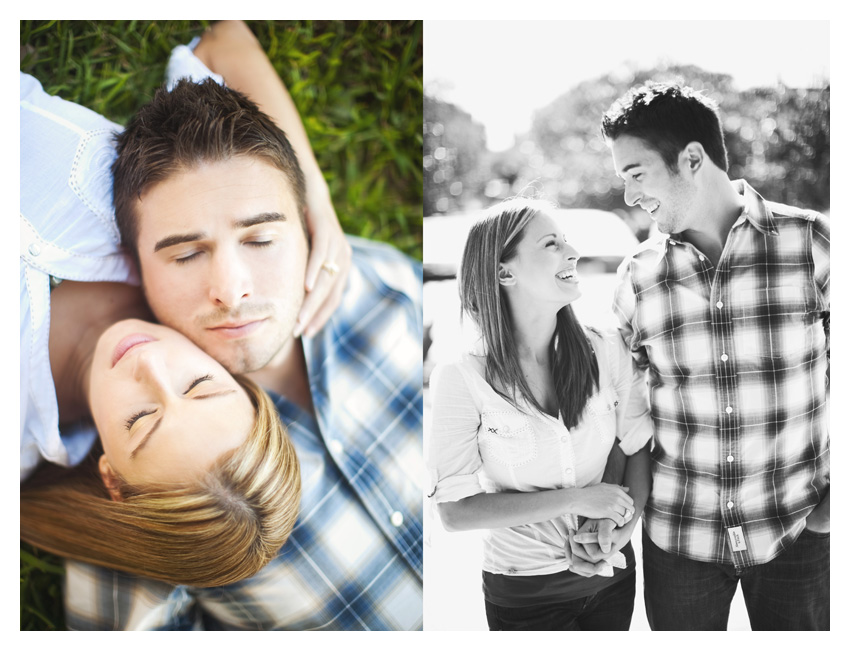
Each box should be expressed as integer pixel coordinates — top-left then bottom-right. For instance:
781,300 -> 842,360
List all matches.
585,386 -> 619,441
478,411 -> 537,467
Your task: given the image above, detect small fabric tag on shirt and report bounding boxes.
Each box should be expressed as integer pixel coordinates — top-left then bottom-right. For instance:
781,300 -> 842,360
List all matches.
727,526 -> 747,552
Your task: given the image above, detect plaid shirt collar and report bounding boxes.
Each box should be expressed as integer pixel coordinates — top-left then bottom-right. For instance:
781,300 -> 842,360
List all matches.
646,179 -> 780,264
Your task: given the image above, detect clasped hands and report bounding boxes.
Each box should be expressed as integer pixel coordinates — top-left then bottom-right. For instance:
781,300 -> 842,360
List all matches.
565,514 -> 634,578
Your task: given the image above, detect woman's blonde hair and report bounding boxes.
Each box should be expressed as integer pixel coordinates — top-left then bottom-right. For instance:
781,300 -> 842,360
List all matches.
20,375 -> 300,588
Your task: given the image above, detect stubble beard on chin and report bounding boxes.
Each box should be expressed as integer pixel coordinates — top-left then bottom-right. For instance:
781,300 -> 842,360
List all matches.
197,302 -> 302,375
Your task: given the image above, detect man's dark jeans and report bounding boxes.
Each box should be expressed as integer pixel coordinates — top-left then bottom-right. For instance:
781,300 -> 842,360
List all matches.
484,572 -> 635,631
642,526 -> 829,630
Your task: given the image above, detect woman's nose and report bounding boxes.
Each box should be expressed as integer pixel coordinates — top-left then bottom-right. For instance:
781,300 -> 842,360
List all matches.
132,349 -> 170,393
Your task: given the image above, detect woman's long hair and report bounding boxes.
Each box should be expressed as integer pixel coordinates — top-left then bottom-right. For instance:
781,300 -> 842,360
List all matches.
20,375 -> 300,588
458,198 -> 598,428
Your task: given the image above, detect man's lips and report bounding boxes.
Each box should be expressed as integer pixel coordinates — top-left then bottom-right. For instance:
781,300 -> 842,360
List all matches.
642,201 -> 660,216
112,334 -> 157,368
206,318 -> 267,339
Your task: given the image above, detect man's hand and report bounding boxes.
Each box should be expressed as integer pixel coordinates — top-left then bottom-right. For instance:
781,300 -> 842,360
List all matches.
294,183 -> 352,338
572,517 -> 633,563
805,490 -> 830,534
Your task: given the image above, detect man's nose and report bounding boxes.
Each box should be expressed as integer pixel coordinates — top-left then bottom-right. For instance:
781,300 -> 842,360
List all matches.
623,182 -> 640,207
208,250 -> 252,308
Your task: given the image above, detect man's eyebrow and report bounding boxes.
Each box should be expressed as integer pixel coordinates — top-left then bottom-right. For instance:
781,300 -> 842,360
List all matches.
618,163 -> 641,178
153,213 -> 285,253
154,232 -> 206,253
129,390 -> 237,460
234,212 -> 286,229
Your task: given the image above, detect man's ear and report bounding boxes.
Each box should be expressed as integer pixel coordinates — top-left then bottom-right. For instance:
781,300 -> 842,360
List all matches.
498,264 -> 516,287
681,142 -> 705,175
98,455 -> 124,502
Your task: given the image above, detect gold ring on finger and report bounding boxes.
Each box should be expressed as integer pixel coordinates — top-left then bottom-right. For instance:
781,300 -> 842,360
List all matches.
321,260 -> 340,277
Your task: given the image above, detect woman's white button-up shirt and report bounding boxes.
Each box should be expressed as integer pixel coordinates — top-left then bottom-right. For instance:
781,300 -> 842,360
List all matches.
427,328 -> 652,576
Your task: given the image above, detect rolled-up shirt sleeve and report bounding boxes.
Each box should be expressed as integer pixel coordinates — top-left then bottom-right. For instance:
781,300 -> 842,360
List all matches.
611,335 -> 653,456
426,363 -> 486,504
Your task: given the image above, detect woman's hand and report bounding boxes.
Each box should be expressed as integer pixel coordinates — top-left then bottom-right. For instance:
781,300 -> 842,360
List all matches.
571,517 -> 634,563
564,528 -> 609,577
293,181 -> 352,338
570,483 -> 634,526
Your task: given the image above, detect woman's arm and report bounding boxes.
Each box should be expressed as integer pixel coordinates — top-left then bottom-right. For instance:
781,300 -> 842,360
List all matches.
438,482 -> 634,532
193,21 -> 351,337
428,362 -> 633,533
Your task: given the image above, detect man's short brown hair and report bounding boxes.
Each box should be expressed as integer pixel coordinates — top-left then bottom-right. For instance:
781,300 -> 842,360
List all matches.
112,78 -> 307,262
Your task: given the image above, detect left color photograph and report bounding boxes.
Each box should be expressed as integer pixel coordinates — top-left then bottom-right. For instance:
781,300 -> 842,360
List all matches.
20,19 -> 423,630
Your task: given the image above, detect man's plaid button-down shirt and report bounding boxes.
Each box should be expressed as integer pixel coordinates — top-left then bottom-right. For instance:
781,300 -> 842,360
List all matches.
64,238 -> 424,630
613,180 -> 829,570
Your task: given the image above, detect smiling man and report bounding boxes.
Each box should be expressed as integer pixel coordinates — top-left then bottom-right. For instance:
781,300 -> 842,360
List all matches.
602,82 -> 829,630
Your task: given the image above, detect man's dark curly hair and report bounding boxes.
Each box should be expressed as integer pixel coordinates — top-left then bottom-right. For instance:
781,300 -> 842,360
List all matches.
112,78 -> 307,264
601,81 -> 729,173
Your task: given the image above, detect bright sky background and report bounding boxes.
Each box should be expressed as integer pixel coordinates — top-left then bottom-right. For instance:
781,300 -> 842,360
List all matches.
425,20 -> 830,151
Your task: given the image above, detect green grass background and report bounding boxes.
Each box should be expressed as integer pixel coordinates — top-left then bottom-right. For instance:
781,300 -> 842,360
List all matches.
20,19 -> 423,630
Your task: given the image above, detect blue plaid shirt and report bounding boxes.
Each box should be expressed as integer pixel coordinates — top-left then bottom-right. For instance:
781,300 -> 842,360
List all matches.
63,238 -> 424,630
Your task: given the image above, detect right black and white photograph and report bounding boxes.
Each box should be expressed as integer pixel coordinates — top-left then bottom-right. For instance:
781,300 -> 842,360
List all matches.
423,20 -> 830,632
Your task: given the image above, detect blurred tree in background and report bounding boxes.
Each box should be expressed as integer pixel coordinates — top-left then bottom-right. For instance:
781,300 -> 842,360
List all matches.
425,63 -> 829,238
423,95 -> 487,215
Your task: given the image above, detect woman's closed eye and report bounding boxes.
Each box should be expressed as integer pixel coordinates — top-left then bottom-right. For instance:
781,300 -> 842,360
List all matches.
124,375 -> 215,430
185,373 -> 214,394
125,409 -> 156,431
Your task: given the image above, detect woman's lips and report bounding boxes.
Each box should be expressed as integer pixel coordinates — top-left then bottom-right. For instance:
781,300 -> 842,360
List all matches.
112,334 -> 157,368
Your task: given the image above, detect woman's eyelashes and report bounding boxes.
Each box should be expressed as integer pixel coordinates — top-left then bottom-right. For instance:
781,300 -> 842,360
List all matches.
124,375 -> 215,430
125,409 -> 155,431
184,373 -> 214,394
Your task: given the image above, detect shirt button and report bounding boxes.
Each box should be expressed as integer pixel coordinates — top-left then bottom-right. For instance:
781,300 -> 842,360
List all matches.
390,511 -> 404,527
560,436 -> 568,443
725,406 -> 733,414
727,501 -> 734,509
28,243 -> 41,256
721,354 -> 729,362
727,455 -> 734,462
329,439 -> 344,455
716,301 -> 724,309
565,468 -> 573,474
698,255 -> 705,262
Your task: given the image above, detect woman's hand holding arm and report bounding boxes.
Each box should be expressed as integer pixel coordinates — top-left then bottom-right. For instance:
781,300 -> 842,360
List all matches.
572,442 -> 651,562
193,21 -> 352,337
